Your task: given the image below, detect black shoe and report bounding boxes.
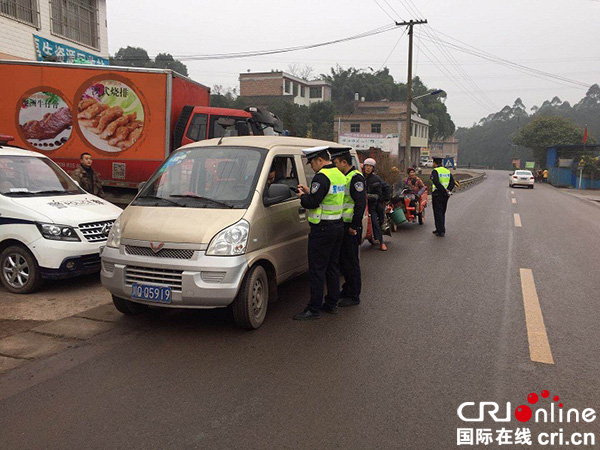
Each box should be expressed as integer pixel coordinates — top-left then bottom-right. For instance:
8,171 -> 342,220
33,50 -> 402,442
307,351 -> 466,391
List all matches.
339,298 -> 361,307
435,232 -> 445,237
293,309 -> 321,321
432,230 -> 438,234
319,304 -> 339,314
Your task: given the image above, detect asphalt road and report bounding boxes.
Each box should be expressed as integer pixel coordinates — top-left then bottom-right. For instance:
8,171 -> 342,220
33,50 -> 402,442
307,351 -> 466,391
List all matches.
1,171 -> 599,449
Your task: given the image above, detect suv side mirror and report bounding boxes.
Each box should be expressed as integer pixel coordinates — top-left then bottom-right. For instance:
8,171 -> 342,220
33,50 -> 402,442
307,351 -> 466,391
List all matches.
264,183 -> 292,206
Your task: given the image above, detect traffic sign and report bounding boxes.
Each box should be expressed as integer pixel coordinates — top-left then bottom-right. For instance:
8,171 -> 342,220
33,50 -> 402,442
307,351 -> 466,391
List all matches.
443,157 -> 454,169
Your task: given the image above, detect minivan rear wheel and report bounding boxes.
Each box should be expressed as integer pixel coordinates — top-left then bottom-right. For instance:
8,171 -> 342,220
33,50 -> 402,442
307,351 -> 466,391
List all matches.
112,295 -> 148,315
0,245 -> 42,294
232,265 -> 269,329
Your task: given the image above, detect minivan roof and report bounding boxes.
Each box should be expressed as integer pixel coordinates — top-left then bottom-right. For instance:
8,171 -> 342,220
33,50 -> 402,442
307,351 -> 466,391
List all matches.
0,145 -> 47,158
178,136 -> 354,152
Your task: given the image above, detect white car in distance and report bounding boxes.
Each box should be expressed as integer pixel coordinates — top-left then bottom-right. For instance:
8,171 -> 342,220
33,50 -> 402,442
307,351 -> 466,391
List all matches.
509,170 -> 535,188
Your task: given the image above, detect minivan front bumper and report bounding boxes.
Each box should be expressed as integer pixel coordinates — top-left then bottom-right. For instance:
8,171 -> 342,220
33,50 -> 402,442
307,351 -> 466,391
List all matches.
100,244 -> 249,308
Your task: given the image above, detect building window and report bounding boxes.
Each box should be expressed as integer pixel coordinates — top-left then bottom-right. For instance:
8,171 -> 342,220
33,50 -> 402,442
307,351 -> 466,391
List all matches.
284,79 -> 291,93
300,86 -> 305,97
0,0 -> 39,27
50,0 -> 99,49
371,123 -> 381,133
293,83 -> 298,97
309,87 -> 322,99
350,123 -> 360,133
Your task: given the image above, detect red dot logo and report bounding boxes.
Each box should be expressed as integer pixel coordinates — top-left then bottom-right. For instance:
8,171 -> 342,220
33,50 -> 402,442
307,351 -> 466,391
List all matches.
527,393 -> 538,404
515,405 -> 532,422
541,390 -> 550,398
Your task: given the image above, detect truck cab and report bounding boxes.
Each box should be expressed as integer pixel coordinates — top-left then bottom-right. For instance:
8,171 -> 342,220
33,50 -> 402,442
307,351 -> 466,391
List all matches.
174,106 -> 283,149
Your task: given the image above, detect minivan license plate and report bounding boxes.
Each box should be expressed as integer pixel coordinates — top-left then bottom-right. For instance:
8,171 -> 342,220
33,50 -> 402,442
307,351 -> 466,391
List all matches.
131,283 -> 172,303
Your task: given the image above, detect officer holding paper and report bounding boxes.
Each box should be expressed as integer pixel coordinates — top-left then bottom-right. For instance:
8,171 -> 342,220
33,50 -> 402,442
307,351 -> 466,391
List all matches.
293,146 -> 346,321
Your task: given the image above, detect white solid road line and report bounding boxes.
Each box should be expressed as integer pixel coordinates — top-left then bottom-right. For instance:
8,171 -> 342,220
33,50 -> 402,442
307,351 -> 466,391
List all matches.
511,198 -> 517,204
519,269 -> 555,364
514,213 -> 522,227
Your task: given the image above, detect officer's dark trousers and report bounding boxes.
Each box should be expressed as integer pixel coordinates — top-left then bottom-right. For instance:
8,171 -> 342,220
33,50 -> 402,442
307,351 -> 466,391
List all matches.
432,192 -> 449,234
340,225 -> 362,302
307,223 -> 344,312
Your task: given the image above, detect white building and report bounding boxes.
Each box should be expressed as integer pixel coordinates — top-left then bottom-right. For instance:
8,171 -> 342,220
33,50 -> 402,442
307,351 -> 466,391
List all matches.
0,0 -> 109,65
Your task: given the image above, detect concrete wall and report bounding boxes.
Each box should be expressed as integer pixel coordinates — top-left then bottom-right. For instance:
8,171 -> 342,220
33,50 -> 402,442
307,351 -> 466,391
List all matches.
0,0 -> 108,60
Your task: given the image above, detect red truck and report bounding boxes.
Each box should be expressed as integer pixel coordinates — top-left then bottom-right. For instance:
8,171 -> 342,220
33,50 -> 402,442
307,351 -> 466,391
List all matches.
0,60 -> 281,188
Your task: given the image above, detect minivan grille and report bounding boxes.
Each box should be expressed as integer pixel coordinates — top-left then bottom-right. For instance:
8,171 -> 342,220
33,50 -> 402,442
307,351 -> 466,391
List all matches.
125,265 -> 183,291
125,246 -> 194,260
79,220 -> 114,242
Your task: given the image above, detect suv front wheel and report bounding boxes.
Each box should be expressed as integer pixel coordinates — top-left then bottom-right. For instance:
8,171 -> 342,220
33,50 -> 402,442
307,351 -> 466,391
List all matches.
0,245 -> 42,294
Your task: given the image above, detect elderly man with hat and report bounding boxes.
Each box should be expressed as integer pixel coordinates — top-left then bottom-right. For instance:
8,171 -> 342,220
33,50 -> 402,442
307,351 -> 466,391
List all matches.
293,146 -> 346,320
331,147 -> 367,307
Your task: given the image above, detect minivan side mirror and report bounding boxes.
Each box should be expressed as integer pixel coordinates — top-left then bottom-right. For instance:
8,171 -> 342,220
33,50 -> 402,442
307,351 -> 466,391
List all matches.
264,183 -> 292,206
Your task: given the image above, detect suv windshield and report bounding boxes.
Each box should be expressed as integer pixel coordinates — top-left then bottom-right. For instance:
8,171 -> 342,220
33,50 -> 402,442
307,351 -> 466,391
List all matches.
133,146 -> 266,209
0,156 -> 83,197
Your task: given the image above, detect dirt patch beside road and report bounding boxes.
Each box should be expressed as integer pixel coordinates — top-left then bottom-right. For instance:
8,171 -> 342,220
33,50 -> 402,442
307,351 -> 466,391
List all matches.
0,274 -> 110,338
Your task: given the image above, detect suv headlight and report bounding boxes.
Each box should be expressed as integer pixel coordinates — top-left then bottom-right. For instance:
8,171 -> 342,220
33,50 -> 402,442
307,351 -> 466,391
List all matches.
36,223 -> 80,241
106,215 -> 122,248
206,220 -> 249,256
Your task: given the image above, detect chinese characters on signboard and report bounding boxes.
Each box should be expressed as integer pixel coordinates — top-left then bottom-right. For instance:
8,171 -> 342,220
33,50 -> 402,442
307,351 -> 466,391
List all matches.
33,35 -> 109,66
338,132 -> 400,156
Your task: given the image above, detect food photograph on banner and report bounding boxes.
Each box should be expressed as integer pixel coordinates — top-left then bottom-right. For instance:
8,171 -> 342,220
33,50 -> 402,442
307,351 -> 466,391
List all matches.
76,78 -> 146,153
18,90 -> 73,151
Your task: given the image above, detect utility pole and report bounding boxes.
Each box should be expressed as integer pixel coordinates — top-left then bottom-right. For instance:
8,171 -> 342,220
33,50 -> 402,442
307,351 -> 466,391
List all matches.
397,19 -> 427,170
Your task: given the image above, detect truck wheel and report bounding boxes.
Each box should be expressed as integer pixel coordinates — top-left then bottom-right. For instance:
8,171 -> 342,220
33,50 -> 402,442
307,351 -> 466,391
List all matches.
112,295 -> 148,315
232,265 -> 269,329
0,245 -> 42,294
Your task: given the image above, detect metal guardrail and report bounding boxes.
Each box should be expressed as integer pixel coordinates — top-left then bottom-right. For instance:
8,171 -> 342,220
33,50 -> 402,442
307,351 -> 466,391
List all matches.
455,172 -> 486,191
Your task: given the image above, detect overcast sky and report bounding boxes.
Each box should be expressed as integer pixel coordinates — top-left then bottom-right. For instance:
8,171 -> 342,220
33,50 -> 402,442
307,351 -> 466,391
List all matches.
107,0 -> 600,127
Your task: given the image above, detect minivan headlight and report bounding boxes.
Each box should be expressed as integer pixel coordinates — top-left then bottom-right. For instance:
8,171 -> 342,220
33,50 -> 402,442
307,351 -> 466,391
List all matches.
106,215 -> 122,248
36,223 -> 80,241
206,220 -> 249,256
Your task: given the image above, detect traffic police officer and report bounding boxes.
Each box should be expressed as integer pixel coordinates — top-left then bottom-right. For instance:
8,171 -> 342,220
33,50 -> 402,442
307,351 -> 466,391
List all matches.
430,157 -> 456,237
293,146 -> 346,321
331,147 -> 367,307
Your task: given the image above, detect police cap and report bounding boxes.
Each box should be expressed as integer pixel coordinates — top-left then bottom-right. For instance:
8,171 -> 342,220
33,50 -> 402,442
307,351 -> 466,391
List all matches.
302,146 -> 332,163
328,146 -> 353,159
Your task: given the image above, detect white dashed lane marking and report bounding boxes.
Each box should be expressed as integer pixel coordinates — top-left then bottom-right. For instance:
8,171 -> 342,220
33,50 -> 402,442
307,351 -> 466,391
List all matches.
514,213 -> 522,227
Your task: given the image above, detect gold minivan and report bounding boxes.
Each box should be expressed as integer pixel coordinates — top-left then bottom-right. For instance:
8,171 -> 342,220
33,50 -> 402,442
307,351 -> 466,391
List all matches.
101,136 -> 365,329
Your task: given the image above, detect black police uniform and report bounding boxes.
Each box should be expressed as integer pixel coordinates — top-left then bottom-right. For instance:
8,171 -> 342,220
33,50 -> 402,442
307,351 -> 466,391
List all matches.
340,167 -> 367,305
430,167 -> 456,236
300,163 -> 344,315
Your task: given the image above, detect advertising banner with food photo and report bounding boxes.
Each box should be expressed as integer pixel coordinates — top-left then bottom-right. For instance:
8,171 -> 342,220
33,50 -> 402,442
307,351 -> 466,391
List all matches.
77,79 -> 145,153
18,90 -> 73,150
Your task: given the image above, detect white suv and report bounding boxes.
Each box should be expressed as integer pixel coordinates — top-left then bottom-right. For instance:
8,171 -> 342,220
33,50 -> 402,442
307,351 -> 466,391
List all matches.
0,143 -> 122,293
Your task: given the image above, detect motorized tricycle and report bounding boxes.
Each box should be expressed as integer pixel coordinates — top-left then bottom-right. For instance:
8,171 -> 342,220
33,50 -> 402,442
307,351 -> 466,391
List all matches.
387,188 -> 428,231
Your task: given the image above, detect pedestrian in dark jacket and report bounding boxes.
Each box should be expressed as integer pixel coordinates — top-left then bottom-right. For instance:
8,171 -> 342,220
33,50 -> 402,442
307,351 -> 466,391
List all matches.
71,152 -> 104,198
363,158 -> 387,251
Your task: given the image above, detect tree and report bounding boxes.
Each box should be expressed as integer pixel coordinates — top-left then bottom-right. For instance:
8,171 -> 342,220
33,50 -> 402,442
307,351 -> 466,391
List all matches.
287,63 -> 314,80
514,116 -> 585,164
152,53 -> 188,76
110,46 -> 189,76
109,46 -> 151,67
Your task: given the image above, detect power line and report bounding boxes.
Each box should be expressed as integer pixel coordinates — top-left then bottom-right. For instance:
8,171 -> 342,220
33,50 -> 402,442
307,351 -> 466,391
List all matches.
371,0 -> 397,22
379,28 -> 408,71
112,24 -> 398,62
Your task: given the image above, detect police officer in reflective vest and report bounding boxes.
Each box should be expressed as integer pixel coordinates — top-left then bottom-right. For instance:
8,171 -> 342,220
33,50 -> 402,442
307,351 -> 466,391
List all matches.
331,147 -> 367,307
430,157 -> 456,237
294,147 -> 346,320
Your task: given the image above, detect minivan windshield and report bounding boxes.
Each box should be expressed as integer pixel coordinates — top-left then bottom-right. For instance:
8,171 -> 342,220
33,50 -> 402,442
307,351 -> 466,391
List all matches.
0,156 -> 83,197
133,146 -> 266,209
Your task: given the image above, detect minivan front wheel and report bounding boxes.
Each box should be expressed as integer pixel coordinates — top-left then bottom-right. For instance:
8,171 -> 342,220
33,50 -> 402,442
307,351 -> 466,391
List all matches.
232,265 -> 269,329
0,245 -> 42,294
